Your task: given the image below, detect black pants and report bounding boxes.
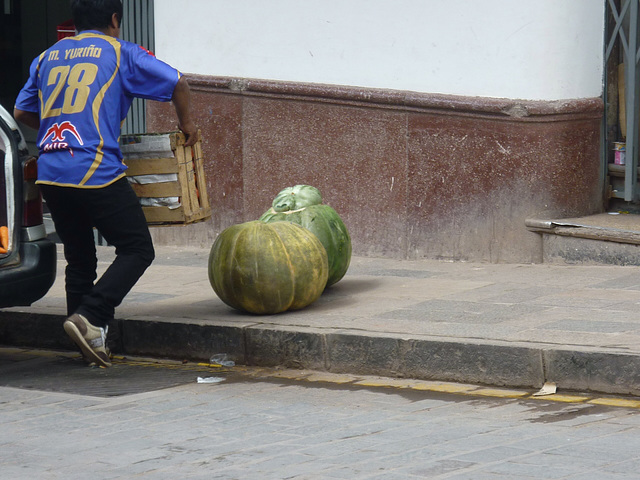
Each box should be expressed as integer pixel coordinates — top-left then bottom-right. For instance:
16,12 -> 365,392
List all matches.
41,178 -> 154,328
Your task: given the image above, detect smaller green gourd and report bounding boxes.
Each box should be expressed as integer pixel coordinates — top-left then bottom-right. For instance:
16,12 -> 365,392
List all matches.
271,185 -> 323,212
260,185 -> 351,287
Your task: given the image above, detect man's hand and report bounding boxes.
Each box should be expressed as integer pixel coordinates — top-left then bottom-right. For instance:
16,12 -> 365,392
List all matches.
179,120 -> 198,147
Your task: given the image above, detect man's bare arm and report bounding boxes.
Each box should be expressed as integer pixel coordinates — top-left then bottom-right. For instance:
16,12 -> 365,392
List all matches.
171,76 -> 198,147
13,109 -> 40,131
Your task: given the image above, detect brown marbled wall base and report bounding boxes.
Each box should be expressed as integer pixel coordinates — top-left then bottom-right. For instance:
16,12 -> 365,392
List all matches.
147,76 -> 604,263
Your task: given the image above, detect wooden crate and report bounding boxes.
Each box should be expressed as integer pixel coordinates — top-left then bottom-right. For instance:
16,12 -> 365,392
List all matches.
121,131 -> 211,225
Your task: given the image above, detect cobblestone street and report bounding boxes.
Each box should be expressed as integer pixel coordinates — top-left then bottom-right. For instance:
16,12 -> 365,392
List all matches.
2,349 -> 640,479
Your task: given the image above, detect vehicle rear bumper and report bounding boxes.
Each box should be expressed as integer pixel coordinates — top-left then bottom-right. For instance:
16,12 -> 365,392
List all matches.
0,239 -> 57,308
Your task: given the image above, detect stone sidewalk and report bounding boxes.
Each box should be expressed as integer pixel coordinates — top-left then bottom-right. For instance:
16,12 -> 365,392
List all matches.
2,244 -> 640,396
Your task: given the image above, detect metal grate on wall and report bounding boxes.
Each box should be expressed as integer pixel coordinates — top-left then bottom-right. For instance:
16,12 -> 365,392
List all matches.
121,0 -> 154,135
606,0 -> 640,202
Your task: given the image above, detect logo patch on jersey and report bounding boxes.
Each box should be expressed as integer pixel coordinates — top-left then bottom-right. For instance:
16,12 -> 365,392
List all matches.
40,121 -> 84,152
138,45 -> 156,57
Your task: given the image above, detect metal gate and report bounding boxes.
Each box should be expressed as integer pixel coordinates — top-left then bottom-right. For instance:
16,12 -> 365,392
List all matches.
606,0 -> 640,202
121,0 -> 154,135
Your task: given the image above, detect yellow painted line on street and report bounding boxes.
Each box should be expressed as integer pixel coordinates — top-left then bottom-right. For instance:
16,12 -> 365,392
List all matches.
355,379 -> 413,389
112,361 -> 640,410
6,348 -> 640,410
410,383 -> 477,394
305,373 -> 358,384
528,394 -> 591,403
296,373 -> 640,409
589,397 -> 640,408
473,388 -> 529,399
112,356 -> 233,373
267,370 -> 312,380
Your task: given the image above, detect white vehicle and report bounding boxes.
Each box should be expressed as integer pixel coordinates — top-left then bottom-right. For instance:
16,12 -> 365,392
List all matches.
0,104 -> 56,307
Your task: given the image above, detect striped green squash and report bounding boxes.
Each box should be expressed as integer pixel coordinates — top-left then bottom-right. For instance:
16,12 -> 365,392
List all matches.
208,220 -> 328,314
260,188 -> 351,287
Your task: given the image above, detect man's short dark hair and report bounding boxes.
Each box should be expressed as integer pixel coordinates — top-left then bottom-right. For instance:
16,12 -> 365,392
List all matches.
71,0 -> 123,32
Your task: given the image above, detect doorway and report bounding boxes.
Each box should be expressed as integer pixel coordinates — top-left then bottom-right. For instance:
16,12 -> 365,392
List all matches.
605,0 -> 640,210
0,0 -> 154,138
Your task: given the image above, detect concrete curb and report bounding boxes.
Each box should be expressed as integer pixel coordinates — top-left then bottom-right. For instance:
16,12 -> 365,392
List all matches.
3,310 -> 640,396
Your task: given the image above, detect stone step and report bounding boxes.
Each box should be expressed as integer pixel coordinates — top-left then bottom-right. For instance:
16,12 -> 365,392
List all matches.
526,213 -> 640,265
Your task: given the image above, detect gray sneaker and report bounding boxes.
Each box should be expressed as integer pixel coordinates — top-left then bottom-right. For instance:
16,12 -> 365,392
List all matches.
63,314 -> 112,368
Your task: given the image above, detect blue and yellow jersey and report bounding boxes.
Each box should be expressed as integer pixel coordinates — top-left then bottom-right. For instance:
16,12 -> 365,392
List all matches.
15,31 -> 181,188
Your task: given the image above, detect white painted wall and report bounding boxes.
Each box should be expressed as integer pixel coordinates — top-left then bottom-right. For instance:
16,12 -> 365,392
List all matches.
154,0 -> 604,101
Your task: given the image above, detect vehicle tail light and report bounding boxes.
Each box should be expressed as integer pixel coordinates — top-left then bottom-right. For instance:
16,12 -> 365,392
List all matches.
23,157 -> 43,227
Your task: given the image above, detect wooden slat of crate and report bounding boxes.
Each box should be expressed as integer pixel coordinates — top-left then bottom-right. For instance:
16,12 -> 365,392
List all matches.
172,131 -> 211,222
192,138 -> 211,216
124,157 -> 179,176
175,142 -> 200,218
141,206 -> 190,223
129,181 -> 182,197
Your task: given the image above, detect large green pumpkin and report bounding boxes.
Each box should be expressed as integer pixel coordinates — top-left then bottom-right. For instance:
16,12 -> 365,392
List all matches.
260,189 -> 351,287
208,220 -> 328,314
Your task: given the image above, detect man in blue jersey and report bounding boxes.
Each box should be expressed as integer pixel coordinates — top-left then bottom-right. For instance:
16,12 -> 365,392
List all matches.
13,0 -> 197,367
